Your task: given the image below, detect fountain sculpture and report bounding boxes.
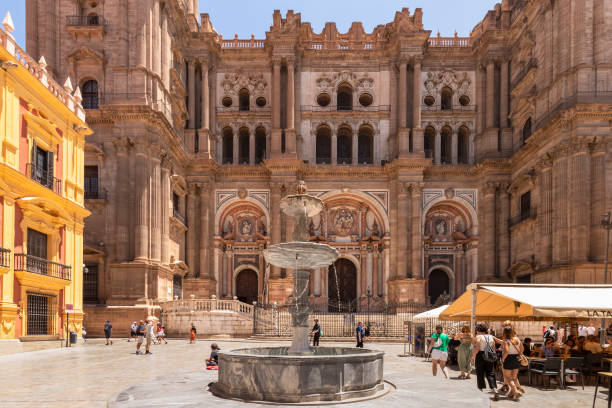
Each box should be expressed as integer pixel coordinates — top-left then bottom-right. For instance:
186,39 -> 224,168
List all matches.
210,181 -> 384,403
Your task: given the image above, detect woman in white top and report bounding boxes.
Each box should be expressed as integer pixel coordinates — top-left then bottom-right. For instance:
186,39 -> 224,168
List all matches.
501,326 -> 524,400
471,322 -> 499,400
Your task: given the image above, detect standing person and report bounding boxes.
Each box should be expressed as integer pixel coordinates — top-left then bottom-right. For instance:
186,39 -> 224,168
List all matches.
157,323 -> 167,344
578,324 -> 587,338
355,322 -> 365,348
103,320 -> 113,345
471,322 -> 498,400
129,321 -> 137,342
543,325 -> 556,342
586,324 -> 596,337
428,325 -> 450,379
310,319 -> 321,347
135,320 -> 145,355
189,322 -> 197,344
556,326 -> 565,345
145,320 -> 155,354
501,327 -> 524,401
82,326 -> 87,343
454,325 -> 473,379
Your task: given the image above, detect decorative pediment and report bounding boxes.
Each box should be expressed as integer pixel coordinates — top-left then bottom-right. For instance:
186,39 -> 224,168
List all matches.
67,46 -> 106,65
221,72 -> 267,95
424,69 -> 472,95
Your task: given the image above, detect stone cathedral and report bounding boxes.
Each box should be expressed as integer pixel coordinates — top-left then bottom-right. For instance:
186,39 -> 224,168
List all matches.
25,0 -> 612,327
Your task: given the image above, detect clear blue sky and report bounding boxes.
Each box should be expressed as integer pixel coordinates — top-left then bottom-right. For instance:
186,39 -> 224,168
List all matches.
2,1 -> 498,51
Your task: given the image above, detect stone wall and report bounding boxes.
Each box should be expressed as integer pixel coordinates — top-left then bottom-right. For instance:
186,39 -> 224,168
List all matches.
83,305 -> 160,337
162,310 -> 254,338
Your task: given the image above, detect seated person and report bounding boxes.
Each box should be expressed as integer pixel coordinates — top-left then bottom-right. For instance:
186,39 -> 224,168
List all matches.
522,338 -> 533,357
584,335 -> 603,354
570,336 -> 587,356
562,338 -> 576,355
206,343 -> 220,368
539,337 -> 557,358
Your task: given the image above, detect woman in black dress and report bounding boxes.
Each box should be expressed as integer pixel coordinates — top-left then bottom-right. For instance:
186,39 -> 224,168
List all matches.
501,326 -> 524,401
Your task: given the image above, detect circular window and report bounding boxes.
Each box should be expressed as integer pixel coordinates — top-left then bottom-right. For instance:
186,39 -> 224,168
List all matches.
424,95 -> 435,106
317,93 -> 331,107
255,96 -> 266,107
359,93 -> 373,107
222,96 -> 233,107
459,95 -> 470,106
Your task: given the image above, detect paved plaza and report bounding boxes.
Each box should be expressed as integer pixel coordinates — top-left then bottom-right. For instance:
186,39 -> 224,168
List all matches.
0,338 -> 605,407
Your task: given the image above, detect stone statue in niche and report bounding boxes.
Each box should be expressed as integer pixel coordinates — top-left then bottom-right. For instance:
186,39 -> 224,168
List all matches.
371,219 -> 380,237
240,219 -> 253,236
434,219 -> 447,236
309,219 -> 315,236
223,218 -> 234,238
258,215 -> 267,236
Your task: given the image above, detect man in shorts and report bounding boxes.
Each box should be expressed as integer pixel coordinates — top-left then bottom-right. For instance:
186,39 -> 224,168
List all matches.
428,325 -> 450,379
135,320 -> 145,355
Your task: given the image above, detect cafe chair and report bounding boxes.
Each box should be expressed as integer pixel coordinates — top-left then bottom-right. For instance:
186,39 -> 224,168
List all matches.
529,357 -> 563,389
563,357 -> 585,390
584,353 -> 604,384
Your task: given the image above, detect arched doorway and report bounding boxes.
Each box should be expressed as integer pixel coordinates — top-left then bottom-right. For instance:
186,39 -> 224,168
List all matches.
428,269 -> 450,306
172,274 -> 182,300
235,269 -> 258,304
328,258 -> 357,312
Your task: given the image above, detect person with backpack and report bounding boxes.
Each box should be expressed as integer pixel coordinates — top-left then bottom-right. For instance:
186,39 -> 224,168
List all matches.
428,325 -> 450,379
310,318 -> 321,347
103,320 -> 113,345
543,325 -> 557,342
471,322 -> 499,400
355,322 -> 365,348
135,320 -> 145,355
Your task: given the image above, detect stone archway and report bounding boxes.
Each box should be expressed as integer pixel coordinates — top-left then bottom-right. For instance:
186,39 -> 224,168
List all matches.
235,269 -> 258,304
428,269 -> 450,305
328,258 -> 357,311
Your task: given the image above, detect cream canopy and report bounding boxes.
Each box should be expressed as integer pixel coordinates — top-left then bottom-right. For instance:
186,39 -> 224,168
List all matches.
413,304 -> 449,321
439,283 -> 612,325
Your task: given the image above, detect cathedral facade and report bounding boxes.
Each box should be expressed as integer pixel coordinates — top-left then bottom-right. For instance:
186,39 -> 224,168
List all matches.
25,0 -> 612,323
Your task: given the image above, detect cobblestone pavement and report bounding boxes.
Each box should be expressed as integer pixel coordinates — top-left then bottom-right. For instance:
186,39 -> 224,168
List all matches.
0,338 -> 604,407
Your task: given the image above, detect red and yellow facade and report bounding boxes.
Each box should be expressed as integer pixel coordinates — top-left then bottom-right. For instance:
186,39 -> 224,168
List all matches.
0,16 -> 91,340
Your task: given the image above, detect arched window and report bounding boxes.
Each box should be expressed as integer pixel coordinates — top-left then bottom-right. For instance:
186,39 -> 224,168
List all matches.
358,126 -> 373,164
337,83 -> 353,111
522,117 -> 532,144
458,126 -> 469,164
222,127 -> 233,164
337,126 -> 352,164
82,80 -> 99,109
441,126 -> 452,164
315,126 -> 332,164
441,86 -> 452,111
239,88 -> 250,111
424,126 -> 436,159
255,127 -> 266,164
238,127 -> 249,164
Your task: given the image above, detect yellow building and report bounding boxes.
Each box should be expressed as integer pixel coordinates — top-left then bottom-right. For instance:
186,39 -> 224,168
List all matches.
0,13 -> 91,340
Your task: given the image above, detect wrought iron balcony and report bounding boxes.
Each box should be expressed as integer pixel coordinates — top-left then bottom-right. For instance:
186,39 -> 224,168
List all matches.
26,163 -> 62,195
66,15 -> 106,26
508,208 -> 537,228
0,247 -> 10,268
14,254 -> 71,281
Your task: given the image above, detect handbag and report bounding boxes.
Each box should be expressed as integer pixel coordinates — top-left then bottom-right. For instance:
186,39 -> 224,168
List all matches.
511,340 -> 529,367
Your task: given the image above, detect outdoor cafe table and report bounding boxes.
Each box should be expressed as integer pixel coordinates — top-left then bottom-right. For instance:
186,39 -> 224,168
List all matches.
592,372 -> 612,408
527,356 -> 568,389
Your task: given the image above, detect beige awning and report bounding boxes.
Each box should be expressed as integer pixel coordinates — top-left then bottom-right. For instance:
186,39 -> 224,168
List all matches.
439,283 -> 612,321
413,304 -> 449,321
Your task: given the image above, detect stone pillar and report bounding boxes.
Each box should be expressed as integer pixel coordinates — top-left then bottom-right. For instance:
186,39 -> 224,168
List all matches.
412,57 -> 423,154
352,130 -> 358,165
161,166 -> 170,264
476,65 -> 484,134
451,128 -> 458,165
270,183 -> 282,278
552,150 -> 569,264
372,249 -> 379,297
398,60 -> 407,129
331,131 -> 338,165
410,183 -> 423,279
497,183 -> 510,275
271,61 -> 281,155
485,59 -> 495,129
114,140 -> 130,261
360,248 -> 368,297
537,158 -> 553,267
396,183 -> 409,278
161,14 -> 169,89
590,143 -> 606,261
187,59 -> 196,129
434,130 -> 441,165
480,183 -> 497,279
232,132 -> 239,165
210,68 -> 217,157
186,184 -> 197,273
200,60 -> 210,153
153,0 -> 161,77
226,250 -> 233,297
150,153 -> 162,262
570,143 -> 591,263
249,131 -> 255,165
134,144 -> 149,260
199,184 -> 210,278
499,59 -> 508,128
286,61 -> 295,130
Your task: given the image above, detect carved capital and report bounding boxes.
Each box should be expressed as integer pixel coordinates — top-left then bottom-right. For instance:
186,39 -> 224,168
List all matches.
199,183 -> 211,195
482,181 -> 498,195
270,182 -> 283,195
408,182 -> 424,194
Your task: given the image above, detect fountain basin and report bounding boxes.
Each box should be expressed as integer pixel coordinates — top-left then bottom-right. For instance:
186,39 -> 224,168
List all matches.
210,347 -> 384,403
263,242 -> 339,269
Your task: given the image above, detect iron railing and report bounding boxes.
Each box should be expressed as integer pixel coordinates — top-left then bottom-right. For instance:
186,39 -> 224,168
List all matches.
0,247 -> 10,268
173,209 -> 186,225
26,163 -> 62,195
508,208 -> 537,228
14,254 -> 71,281
422,104 -> 477,112
66,15 -> 106,26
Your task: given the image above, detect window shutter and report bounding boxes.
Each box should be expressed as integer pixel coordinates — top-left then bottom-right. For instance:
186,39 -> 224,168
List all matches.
31,139 -> 37,177
47,150 -> 54,188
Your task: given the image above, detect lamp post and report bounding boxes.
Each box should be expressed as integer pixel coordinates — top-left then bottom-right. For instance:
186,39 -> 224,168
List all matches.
600,211 -> 611,345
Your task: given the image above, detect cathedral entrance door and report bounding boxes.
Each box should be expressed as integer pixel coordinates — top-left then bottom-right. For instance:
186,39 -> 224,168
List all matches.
328,258 -> 358,312
428,269 -> 450,305
236,269 -> 258,304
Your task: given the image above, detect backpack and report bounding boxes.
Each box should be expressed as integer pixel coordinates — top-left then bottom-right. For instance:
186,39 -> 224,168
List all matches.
482,335 -> 497,363
319,328 -> 323,337
365,326 -> 371,337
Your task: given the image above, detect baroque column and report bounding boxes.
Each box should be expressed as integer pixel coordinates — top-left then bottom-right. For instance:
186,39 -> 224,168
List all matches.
434,129 -> 441,165
569,140 -> 591,263
451,128 -> 458,165
150,149 -> 162,262
537,156 -> 553,267
285,59 -> 296,155
331,130 -> 338,165
269,183 -> 282,278
200,59 -> 210,155
398,59 -> 407,129
271,60 -> 282,156
134,143 -> 149,260
186,183 -> 197,273
187,59 -> 196,129
479,182 -> 497,280
199,183 -> 210,278
396,182 -> 409,278
114,139 -> 130,261
497,182 -> 510,275
485,59 -> 495,129
352,130 -> 358,165
410,183 -> 423,279
499,59 -> 509,128
160,165 -> 170,264
552,146 -> 570,264
249,131 -> 255,165
412,57 -> 423,154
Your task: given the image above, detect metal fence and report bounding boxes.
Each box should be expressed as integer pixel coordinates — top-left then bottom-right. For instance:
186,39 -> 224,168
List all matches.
253,300 -> 428,338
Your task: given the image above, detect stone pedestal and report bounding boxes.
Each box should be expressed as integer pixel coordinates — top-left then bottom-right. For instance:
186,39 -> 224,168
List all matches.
288,270 -> 312,354
388,279 -> 426,303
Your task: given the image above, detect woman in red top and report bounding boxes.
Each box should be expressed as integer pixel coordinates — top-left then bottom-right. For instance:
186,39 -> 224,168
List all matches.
189,322 -> 197,344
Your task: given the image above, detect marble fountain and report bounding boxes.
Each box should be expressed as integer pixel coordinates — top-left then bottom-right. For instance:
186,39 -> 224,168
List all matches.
209,181 -> 385,403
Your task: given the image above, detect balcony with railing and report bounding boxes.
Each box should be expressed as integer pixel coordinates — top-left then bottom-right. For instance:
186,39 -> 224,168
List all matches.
422,104 -> 477,113
14,254 -> 71,281
66,15 -> 106,26
428,35 -> 470,48
0,247 -> 10,269
26,163 -> 62,195
508,208 -> 537,228
172,209 -> 186,226
220,35 -> 266,49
